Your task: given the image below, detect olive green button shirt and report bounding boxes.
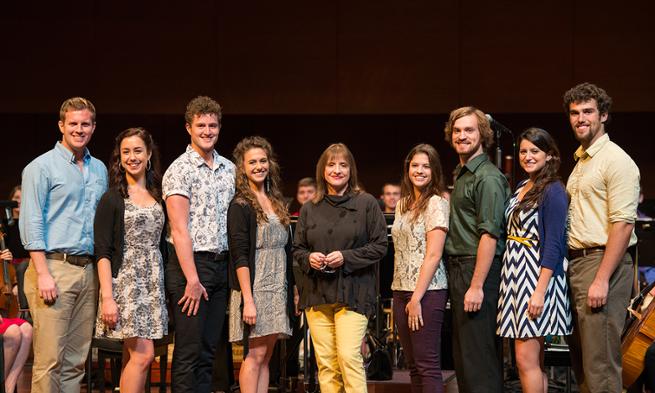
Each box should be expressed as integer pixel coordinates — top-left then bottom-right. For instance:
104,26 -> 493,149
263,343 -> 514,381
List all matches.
445,153 -> 510,257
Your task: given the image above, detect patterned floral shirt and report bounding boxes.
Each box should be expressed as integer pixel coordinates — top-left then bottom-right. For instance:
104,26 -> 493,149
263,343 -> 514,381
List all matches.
391,194 -> 449,291
163,145 -> 235,253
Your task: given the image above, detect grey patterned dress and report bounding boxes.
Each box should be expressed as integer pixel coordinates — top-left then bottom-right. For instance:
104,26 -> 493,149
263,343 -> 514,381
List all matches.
229,214 -> 291,342
95,199 -> 168,340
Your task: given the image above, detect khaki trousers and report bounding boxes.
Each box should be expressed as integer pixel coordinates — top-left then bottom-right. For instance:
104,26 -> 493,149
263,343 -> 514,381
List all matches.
305,304 -> 369,393
567,251 -> 633,393
25,258 -> 98,393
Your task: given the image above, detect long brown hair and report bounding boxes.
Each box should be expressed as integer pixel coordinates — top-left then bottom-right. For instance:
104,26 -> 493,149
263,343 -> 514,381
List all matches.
517,127 -> 562,211
232,136 -> 289,226
313,143 -> 361,203
109,127 -> 162,202
398,144 -> 446,221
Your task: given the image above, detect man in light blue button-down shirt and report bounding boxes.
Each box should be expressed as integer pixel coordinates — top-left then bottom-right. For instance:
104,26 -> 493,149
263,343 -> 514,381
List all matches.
19,97 -> 108,393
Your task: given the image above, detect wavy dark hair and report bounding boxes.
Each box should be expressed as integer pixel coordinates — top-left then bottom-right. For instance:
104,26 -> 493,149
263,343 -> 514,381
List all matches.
398,144 -> 446,221
109,127 -> 162,202
232,136 -> 289,226
517,127 -> 562,211
313,143 -> 361,203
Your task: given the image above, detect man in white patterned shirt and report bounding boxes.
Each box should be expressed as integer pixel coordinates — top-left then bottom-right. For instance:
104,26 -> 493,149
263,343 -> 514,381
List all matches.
163,96 -> 235,393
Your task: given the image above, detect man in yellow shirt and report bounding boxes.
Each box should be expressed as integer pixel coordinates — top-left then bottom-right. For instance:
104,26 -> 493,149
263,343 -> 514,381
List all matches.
564,82 -> 640,393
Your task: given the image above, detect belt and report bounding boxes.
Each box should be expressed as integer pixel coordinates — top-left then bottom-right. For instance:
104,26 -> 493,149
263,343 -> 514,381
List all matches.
46,252 -> 95,267
568,246 -> 605,259
507,235 -> 537,247
195,251 -> 229,262
447,255 -> 477,262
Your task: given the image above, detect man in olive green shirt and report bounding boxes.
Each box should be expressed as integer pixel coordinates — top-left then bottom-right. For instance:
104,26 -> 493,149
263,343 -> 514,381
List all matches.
443,107 -> 510,393
564,83 -> 639,393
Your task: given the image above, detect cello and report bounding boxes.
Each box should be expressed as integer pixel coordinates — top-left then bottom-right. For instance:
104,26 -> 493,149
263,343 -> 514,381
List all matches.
622,281 -> 655,387
0,225 -> 19,318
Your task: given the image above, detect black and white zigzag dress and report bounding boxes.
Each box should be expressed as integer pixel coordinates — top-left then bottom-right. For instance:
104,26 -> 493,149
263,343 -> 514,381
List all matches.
497,186 -> 573,338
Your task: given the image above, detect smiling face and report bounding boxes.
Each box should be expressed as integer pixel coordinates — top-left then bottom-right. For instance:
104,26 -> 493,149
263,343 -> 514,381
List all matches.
186,113 -> 220,156
568,99 -> 607,149
59,109 -> 96,155
243,147 -> 269,190
451,114 -> 484,162
408,152 -> 432,192
324,154 -> 351,195
120,135 -> 151,181
519,139 -> 550,179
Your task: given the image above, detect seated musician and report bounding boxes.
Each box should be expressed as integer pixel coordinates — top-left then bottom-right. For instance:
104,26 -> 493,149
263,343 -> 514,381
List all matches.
0,247 -> 33,393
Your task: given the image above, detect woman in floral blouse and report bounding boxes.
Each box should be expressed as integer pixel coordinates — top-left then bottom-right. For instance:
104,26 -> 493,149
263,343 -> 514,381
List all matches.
391,143 -> 449,393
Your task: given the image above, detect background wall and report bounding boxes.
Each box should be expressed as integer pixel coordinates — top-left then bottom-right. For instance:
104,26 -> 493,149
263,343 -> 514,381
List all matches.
1,0 -> 653,197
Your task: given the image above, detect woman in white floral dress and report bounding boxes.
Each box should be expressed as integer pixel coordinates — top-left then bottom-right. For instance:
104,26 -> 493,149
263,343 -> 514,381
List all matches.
94,128 -> 168,393
391,144 -> 449,393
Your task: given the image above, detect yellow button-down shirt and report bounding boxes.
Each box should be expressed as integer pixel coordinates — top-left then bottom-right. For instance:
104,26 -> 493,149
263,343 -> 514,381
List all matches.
566,133 -> 640,249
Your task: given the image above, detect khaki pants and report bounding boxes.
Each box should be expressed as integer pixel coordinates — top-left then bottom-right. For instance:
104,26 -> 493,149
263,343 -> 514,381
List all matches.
305,304 -> 369,393
567,251 -> 633,393
25,258 -> 98,393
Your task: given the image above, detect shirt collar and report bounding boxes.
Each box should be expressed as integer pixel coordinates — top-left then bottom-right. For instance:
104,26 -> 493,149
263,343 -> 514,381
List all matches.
186,144 -> 223,170
54,141 -> 90,164
455,153 -> 489,178
573,133 -> 610,161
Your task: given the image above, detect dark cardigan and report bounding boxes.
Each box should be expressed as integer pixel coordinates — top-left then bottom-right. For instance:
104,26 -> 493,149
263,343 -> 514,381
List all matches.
226,198 -> 296,345
93,188 -> 168,277
292,192 -> 388,318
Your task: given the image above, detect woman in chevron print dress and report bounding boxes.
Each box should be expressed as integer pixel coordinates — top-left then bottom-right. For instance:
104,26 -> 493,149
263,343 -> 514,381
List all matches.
497,128 -> 572,393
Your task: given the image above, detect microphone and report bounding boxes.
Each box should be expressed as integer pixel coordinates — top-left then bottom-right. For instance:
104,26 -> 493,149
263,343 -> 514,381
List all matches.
485,114 -> 513,135
4,207 -> 13,227
0,200 -> 18,227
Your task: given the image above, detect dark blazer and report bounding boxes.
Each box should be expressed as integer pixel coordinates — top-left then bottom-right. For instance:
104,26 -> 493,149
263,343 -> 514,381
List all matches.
94,188 -> 168,277
226,198 -> 296,342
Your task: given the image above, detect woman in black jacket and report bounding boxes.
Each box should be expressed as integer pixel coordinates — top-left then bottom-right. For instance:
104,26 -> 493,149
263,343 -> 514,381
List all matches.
293,143 -> 388,393
227,136 -> 297,393
93,128 -> 168,393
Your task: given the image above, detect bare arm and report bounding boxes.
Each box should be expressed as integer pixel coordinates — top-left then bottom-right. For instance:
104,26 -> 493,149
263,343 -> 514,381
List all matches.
587,221 -> 634,308
406,228 -> 447,331
527,267 -> 554,319
167,194 -> 208,316
464,233 -> 497,312
236,267 -> 256,325
97,257 -> 118,327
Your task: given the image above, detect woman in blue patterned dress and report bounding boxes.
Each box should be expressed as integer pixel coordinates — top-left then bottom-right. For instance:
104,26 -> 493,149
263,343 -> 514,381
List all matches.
94,128 -> 168,393
497,128 -> 572,393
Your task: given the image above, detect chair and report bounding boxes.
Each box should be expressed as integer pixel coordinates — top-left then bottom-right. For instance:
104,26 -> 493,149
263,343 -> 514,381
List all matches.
86,333 -> 173,393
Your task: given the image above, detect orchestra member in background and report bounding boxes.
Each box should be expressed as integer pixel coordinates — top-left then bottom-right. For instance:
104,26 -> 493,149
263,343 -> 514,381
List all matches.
93,128 -> 169,393
293,143 -> 387,393
443,107 -> 510,393
1,247 -> 33,393
380,182 -> 401,214
289,177 -> 316,216
564,82 -> 640,393
497,128 -> 572,393
20,97 -> 107,393
227,136 -> 297,393
391,144 -> 449,393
